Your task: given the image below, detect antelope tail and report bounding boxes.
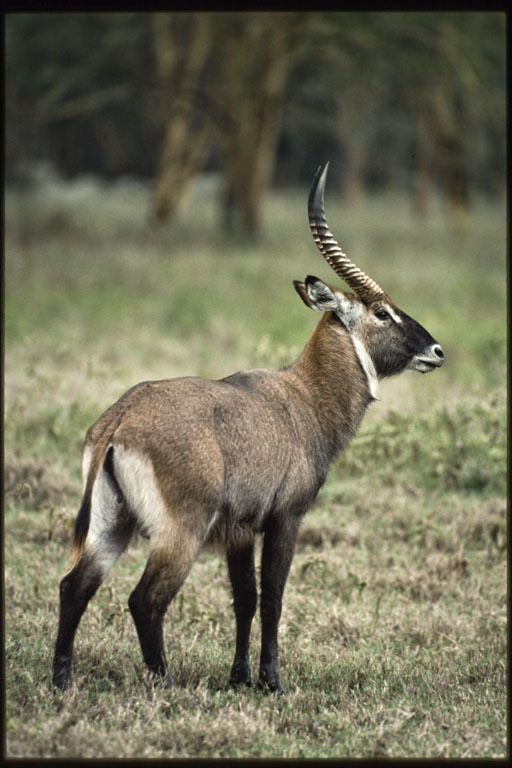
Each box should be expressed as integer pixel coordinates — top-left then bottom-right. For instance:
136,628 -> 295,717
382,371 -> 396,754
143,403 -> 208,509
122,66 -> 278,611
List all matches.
67,490 -> 92,572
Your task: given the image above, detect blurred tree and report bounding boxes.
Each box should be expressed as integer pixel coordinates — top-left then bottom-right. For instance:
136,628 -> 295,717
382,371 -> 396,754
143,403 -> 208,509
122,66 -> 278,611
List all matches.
5,11 -> 506,234
380,13 -> 476,231
142,11 -> 291,234
217,12 -> 291,236
281,11 -> 505,230
391,12 -> 506,232
152,13 -> 214,222
6,13 -> 157,179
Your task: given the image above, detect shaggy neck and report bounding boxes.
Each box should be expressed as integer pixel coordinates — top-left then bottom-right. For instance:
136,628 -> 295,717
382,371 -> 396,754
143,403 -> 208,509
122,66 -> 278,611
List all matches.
284,312 -> 374,459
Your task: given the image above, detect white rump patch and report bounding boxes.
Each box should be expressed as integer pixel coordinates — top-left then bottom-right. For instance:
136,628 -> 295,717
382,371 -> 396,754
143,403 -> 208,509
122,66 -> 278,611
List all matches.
351,335 -> 379,400
111,445 -> 168,539
87,452 -> 128,574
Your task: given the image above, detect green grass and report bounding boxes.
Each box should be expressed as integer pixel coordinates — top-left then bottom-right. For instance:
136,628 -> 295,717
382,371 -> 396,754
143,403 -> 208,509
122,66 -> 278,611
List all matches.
4,175 -> 506,758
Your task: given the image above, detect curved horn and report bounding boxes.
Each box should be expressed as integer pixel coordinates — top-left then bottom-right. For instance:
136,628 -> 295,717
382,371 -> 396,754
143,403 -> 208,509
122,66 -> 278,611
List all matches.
308,162 -> 385,303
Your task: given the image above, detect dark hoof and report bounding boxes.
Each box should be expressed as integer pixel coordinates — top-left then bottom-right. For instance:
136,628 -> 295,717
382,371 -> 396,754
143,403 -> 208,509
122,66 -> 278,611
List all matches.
146,667 -> 174,690
258,662 -> 286,694
157,671 -> 174,690
52,658 -> 72,691
257,678 -> 286,695
229,659 -> 252,688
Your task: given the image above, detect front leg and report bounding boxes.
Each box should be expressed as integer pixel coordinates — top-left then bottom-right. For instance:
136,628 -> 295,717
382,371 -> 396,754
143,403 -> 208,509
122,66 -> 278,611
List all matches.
226,541 -> 257,687
258,514 -> 300,694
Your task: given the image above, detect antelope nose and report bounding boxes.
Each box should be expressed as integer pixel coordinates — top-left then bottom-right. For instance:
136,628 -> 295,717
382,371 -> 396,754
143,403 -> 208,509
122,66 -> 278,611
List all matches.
433,344 -> 444,364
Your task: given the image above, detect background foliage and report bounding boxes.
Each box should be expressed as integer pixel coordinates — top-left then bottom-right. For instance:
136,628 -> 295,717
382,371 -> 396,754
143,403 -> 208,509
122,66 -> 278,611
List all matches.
6,11 -> 506,233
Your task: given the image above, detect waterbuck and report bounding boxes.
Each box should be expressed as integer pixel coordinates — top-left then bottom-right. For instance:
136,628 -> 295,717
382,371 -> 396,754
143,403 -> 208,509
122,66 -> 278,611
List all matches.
53,163 -> 444,694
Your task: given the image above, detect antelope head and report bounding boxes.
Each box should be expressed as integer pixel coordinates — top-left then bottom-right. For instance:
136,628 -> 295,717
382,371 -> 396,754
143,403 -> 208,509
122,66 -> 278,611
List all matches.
294,163 -> 444,392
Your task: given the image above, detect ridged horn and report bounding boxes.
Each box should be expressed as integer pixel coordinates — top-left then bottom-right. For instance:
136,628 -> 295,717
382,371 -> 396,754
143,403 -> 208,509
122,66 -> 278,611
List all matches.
308,162 -> 385,303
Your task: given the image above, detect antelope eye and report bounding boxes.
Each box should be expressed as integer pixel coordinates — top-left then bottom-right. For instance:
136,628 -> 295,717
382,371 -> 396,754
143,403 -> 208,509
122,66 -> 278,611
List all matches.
375,309 -> 390,321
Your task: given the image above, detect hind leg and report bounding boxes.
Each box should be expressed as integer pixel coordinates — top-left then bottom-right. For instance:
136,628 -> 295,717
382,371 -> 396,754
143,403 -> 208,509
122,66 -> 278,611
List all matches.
53,515 -> 135,690
258,514 -> 300,694
53,550 -> 104,690
227,542 -> 257,687
128,530 -> 202,686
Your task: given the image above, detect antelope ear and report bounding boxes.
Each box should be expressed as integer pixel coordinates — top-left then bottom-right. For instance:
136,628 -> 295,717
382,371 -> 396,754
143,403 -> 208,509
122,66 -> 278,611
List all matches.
294,275 -> 340,312
293,280 -> 315,309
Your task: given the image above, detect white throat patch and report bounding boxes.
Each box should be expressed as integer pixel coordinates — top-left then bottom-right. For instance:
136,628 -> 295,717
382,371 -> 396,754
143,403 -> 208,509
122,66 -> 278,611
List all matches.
351,335 -> 379,400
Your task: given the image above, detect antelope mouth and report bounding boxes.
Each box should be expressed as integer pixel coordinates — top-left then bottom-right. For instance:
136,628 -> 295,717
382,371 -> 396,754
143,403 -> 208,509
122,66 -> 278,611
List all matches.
411,344 -> 444,373
414,359 -> 441,373
412,355 -> 444,374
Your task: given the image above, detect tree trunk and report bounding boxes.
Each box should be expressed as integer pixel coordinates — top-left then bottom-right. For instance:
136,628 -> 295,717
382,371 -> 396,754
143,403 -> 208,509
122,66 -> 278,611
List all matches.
412,108 -> 434,218
242,14 -> 289,235
220,13 -> 290,237
430,87 -> 470,236
218,14 -> 250,232
153,13 -> 213,223
437,132 -> 469,237
338,100 -> 365,208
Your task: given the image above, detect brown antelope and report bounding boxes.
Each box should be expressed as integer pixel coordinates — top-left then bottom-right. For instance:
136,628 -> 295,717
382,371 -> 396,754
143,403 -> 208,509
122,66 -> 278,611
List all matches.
53,163 -> 444,694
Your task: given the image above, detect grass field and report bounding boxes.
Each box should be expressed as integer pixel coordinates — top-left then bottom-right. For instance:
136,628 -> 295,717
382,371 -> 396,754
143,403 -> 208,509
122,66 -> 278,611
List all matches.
4,173 -> 507,758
